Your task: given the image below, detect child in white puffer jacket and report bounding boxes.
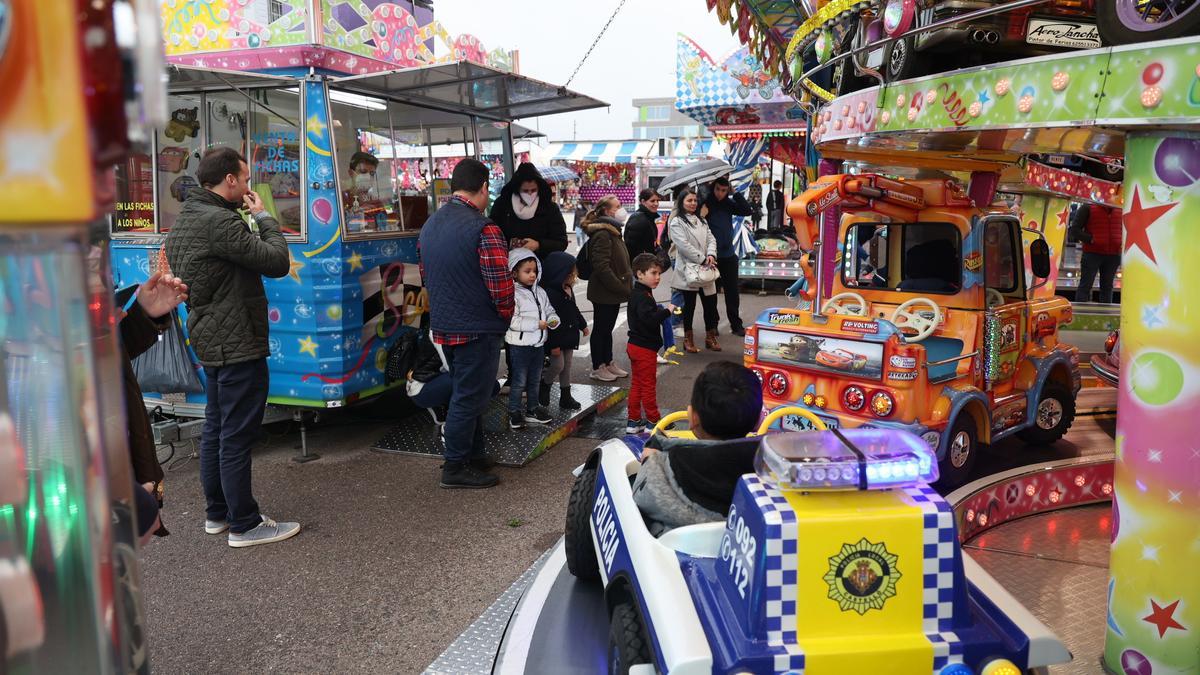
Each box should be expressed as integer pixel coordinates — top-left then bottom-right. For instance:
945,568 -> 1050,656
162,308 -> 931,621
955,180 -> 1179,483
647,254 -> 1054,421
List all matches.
506,248 -> 560,429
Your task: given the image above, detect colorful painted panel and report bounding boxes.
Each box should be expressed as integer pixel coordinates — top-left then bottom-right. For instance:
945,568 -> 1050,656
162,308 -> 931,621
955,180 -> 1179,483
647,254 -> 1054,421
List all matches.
815,40 -> 1200,144
676,35 -> 807,129
1105,132 -> 1200,675
320,0 -> 435,65
161,0 -> 310,55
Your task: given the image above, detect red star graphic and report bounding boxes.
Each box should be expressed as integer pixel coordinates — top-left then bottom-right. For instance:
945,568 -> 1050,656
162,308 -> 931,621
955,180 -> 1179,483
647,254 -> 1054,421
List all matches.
1123,187 -> 1176,264
1054,204 -> 1070,228
1143,598 -> 1186,638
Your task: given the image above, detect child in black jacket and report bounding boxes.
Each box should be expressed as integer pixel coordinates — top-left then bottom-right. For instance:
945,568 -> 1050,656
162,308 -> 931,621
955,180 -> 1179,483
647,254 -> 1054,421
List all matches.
625,253 -> 675,434
539,252 -> 589,410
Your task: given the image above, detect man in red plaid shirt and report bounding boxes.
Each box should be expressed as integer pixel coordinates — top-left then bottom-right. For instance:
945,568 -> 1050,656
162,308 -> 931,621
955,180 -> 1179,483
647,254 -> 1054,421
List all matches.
419,159 -> 514,488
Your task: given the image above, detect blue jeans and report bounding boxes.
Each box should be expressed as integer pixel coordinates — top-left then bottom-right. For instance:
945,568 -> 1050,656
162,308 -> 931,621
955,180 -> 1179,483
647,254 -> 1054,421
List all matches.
670,289 -> 684,327
200,358 -> 268,534
508,344 -> 545,413
410,373 -> 453,410
443,334 -> 503,464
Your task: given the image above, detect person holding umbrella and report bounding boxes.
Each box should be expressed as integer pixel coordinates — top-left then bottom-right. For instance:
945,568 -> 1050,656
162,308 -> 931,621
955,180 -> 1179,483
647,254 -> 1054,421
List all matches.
699,176 -> 753,336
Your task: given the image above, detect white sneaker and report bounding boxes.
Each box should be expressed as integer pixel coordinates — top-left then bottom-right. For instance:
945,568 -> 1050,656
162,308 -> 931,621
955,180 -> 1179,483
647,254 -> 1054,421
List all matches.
227,517 -> 301,548
605,362 -> 629,378
589,367 -> 617,382
205,520 -> 229,535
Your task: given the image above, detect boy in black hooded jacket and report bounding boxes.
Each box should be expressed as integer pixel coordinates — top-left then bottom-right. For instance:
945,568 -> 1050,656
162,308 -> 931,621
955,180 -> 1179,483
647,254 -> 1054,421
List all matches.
539,252 -> 589,409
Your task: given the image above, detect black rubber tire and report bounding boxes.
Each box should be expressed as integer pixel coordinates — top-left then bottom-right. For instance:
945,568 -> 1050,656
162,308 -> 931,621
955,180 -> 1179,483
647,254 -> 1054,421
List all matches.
565,467 -> 601,581
884,35 -> 927,83
935,414 -> 979,490
1018,382 -> 1076,445
1098,0 -> 1200,45
608,601 -> 652,675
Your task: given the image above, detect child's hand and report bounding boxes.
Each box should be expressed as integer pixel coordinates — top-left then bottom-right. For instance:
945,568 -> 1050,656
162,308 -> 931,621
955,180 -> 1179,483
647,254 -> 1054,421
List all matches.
665,303 -> 677,312
640,446 -> 659,462
538,320 -> 548,330
582,327 -> 591,336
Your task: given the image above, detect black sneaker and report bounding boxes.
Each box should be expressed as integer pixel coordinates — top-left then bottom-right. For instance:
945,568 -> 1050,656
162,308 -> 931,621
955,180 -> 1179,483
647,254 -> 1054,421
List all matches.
427,406 -> 448,426
559,386 -> 582,410
439,462 -> 499,489
538,381 -> 552,407
509,411 -> 526,429
731,325 -> 746,337
526,406 -> 553,424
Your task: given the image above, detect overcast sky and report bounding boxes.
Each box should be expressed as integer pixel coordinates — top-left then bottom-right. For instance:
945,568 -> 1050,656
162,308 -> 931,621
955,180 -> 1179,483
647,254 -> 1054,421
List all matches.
435,0 -> 742,143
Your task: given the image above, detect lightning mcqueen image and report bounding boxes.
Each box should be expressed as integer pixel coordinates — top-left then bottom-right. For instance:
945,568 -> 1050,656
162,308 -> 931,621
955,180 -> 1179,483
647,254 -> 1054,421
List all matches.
815,348 -> 868,371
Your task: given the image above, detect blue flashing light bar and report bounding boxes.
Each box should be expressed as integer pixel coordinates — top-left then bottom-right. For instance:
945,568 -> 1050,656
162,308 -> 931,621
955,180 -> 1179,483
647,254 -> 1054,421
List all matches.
755,428 -> 938,491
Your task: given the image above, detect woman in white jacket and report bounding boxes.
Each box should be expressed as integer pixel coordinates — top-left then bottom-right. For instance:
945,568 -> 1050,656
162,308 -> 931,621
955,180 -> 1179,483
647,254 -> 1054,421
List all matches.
506,248 -> 560,429
668,188 -> 721,352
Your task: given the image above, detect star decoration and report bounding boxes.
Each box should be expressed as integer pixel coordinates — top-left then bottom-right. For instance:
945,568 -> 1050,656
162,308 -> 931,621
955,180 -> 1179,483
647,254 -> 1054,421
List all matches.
1142,303 -> 1166,329
288,255 -> 305,284
1054,204 -> 1071,228
1168,490 -> 1182,503
1143,544 -> 1160,561
306,114 -> 327,138
347,251 -> 364,272
979,90 -> 991,104
1143,599 -> 1186,638
1148,449 -> 1163,463
298,336 -> 318,358
1123,187 -> 1176,264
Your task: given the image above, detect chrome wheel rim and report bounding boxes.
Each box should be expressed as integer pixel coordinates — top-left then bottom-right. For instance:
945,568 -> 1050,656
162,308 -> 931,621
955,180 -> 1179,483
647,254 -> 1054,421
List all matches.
1036,398 -> 1064,430
949,431 -> 971,468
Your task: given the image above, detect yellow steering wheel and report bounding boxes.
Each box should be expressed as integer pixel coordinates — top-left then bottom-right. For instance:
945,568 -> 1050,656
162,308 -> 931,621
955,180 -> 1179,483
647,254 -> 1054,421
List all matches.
650,406 -> 830,440
650,411 -> 695,439
758,406 -> 829,434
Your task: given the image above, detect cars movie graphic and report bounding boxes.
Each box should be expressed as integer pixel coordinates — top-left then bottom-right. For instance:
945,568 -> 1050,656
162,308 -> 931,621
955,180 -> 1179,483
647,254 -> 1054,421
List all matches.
824,538 -> 901,614
757,328 -> 884,379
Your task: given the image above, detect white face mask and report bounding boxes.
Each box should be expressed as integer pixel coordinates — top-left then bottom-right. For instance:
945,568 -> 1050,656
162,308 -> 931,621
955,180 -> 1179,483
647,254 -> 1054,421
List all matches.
353,173 -> 374,189
613,207 -> 630,223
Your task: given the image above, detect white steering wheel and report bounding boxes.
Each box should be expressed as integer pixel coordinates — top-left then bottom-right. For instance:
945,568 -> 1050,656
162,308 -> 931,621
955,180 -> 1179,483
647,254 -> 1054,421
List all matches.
891,297 -> 943,342
986,288 -> 1005,308
822,292 -> 869,316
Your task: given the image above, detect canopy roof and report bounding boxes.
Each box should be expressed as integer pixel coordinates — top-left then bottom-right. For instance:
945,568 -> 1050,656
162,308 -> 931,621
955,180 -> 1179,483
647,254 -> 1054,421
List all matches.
167,61 -> 607,124
329,60 -> 608,122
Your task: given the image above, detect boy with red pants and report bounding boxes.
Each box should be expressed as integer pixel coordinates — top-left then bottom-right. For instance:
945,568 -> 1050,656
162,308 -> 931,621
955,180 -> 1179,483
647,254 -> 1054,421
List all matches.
625,253 -> 675,434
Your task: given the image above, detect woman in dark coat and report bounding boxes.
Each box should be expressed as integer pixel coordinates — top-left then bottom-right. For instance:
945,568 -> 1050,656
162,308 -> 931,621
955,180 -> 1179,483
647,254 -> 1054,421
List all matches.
623,188 -> 662,259
539,251 -> 589,410
489,162 -> 568,259
582,195 -> 633,382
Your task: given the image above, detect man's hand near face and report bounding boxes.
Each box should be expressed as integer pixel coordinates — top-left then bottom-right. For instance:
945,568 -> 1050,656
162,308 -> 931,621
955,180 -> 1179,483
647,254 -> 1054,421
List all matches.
243,191 -> 265,215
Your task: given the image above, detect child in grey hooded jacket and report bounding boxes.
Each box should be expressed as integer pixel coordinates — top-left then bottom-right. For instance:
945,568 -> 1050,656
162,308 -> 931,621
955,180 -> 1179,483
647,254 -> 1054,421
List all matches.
506,248 -> 560,428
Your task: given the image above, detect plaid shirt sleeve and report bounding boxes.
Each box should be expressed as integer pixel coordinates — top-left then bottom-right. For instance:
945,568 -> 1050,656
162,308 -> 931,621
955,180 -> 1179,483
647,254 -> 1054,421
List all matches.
479,223 -> 514,321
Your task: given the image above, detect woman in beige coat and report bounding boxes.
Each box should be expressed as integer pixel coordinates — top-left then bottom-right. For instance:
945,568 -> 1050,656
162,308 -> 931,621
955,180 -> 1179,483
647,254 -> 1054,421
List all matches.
668,188 -> 721,352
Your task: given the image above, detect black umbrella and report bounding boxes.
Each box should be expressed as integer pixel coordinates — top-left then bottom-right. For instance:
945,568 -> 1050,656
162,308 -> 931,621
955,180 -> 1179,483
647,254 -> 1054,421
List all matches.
656,158 -> 733,195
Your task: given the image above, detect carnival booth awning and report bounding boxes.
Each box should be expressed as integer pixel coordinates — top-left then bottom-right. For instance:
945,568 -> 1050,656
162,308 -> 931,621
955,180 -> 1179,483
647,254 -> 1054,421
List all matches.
329,60 -> 608,121
549,140 -> 656,164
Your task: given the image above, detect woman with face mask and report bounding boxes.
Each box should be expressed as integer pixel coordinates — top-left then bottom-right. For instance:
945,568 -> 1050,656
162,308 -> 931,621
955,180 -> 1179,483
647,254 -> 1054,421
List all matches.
488,162 -> 568,260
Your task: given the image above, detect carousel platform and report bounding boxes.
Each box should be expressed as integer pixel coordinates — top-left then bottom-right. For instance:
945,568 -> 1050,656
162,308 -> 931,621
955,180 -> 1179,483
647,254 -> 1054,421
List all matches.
371,384 -> 626,467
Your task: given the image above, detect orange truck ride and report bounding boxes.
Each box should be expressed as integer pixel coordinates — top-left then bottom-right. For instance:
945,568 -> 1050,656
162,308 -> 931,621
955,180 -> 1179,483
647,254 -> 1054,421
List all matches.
745,174 -> 1080,486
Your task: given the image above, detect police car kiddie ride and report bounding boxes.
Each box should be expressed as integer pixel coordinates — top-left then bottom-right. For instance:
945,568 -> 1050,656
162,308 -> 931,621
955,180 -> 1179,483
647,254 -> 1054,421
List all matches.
564,418 -> 1070,675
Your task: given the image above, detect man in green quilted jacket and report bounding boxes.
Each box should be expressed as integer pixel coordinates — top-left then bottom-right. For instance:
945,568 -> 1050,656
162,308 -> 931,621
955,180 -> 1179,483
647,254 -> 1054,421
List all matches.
165,146 -> 299,549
